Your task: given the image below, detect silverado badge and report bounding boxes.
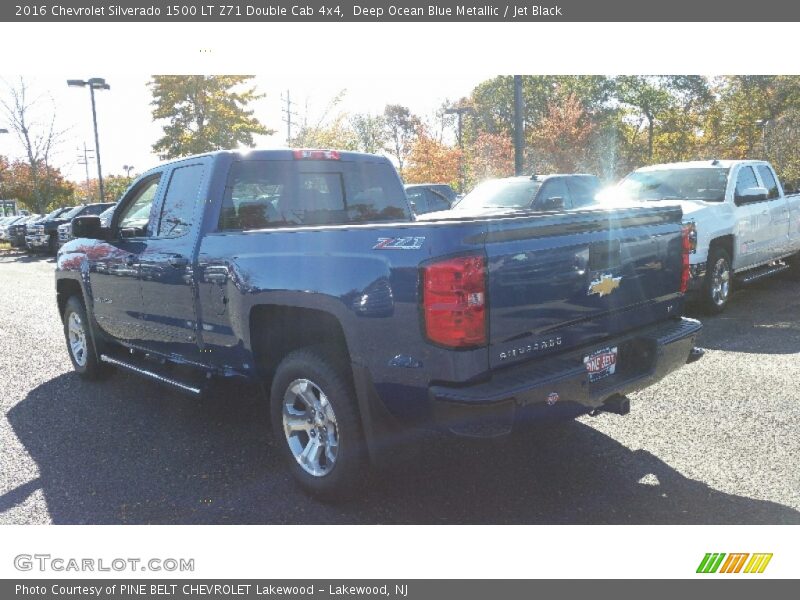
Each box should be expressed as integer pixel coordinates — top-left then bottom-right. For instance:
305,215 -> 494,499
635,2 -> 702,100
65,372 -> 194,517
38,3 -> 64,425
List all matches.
588,273 -> 622,297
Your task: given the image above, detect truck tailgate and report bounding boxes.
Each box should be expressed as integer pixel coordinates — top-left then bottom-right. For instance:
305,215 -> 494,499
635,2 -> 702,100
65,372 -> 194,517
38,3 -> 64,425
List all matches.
484,206 -> 685,370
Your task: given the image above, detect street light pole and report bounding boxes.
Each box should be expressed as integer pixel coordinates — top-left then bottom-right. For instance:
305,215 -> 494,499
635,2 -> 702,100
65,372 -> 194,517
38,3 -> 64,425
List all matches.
444,106 -> 475,193
88,83 -> 105,202
68,78 -> 110,203
513,75 -> 525,176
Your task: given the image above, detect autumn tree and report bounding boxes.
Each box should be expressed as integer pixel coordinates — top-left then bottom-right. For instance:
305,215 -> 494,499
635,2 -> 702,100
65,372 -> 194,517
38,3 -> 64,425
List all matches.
466,132 -> 514,184
404,132 -> 462,187
1,78 -> 66,213
1,159 -> 74,213
150,75 -> 273,159
383,104 -> 420,176
73,174 -> 132,203
528,95 -> 597,173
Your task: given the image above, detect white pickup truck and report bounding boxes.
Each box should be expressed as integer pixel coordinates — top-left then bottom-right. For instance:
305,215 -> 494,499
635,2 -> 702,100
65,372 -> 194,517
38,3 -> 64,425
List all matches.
606,160 -> 800,312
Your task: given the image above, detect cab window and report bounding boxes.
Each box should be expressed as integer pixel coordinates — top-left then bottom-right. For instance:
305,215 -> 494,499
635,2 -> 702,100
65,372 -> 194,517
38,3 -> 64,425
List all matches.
117,175 -> 162,236
756,165 -> 780,200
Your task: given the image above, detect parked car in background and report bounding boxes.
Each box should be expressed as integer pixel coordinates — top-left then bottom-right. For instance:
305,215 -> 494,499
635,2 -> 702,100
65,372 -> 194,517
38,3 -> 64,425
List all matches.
0,215 -> 27,241
446,174 -> 602,215
56,148 -> 701,497
28,203 -> 114,254
6,214 -> 42,248
58,202 -> 118,248
605,160 -> 800,312
404,183 -> 458,214
97,204 -> 117,227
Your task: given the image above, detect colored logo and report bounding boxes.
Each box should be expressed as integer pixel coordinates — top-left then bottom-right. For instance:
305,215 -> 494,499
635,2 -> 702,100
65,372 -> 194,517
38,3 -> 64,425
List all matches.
696,553 -> 773,574
588,273 -> 621,297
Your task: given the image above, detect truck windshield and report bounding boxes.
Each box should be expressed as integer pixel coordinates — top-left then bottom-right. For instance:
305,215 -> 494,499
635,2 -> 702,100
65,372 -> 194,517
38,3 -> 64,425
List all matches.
455,178 -> 540,210
59,206 -> 85,220
618,168 -> 730,202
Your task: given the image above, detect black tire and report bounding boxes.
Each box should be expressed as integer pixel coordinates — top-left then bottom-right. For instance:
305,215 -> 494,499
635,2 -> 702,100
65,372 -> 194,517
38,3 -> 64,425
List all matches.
269,346 -> 367,499
48,234 -> 58,255
701,246 -> 733,314
62,296 -> 111,380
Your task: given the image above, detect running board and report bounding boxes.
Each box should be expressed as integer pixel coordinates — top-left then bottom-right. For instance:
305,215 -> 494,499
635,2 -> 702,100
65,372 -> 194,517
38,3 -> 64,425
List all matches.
738,262 -> 790,285
100,354 -> 203,396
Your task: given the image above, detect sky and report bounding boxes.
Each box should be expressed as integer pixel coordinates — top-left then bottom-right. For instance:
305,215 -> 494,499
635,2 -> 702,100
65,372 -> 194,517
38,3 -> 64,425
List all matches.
0,73 -> 491,183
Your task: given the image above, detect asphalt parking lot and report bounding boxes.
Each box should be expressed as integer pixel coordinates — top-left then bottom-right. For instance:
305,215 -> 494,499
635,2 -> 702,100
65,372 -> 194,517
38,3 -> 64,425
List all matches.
0,251 -> 798,524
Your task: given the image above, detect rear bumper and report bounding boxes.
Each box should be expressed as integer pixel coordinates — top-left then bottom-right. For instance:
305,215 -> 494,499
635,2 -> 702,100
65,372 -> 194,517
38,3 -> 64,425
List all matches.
429,317 -> 702,436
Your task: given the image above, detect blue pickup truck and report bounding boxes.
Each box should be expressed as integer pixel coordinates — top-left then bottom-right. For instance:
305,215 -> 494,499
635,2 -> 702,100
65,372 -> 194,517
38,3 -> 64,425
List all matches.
56,149 -> 702,496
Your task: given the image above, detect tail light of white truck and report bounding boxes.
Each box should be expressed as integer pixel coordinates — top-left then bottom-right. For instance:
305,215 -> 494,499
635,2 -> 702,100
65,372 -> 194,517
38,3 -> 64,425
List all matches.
422,255 -> 487,348
680,224 -> 692,293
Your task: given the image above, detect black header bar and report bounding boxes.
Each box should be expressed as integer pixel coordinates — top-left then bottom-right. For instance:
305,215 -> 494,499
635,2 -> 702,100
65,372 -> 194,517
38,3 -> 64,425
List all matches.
4,0 -> 800,22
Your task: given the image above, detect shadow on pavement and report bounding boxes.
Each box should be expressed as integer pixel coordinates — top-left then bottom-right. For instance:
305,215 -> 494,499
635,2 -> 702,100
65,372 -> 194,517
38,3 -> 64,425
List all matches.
7,371 -> 800,524
686,275 -> 800,355
0,250 -> 54,264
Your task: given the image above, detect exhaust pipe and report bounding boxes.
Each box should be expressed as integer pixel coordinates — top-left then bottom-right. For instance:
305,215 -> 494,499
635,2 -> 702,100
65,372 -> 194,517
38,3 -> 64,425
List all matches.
590,394 -> 630,417
687,346 -> 705,364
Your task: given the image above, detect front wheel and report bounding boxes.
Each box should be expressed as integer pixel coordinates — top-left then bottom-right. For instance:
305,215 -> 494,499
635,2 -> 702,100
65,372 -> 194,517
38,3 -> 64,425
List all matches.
270,347 -> 367,499
62,296 -> 111,379
701,247 -> 732,314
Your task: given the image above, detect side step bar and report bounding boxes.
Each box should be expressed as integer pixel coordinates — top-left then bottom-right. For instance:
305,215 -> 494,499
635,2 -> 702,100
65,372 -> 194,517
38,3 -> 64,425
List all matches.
100,354 -> 203,396
738,262 -> 790,285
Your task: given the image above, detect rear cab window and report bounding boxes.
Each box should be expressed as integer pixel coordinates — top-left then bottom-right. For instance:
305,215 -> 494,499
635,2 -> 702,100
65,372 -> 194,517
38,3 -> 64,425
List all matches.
219,158 -> 410,230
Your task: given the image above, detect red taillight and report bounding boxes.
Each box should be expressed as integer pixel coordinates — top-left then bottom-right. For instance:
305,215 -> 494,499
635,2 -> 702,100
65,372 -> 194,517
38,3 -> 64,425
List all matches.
292,149 -> 341,160
680,225 -> 691,293
422,255 -> 487,348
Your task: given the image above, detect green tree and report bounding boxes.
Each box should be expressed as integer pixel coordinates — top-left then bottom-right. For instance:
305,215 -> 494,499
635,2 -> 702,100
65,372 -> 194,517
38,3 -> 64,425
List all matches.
383,104 -> 421,176
290,114 -> 359,150
150,75 -> 273,159
349,113 -> 386,154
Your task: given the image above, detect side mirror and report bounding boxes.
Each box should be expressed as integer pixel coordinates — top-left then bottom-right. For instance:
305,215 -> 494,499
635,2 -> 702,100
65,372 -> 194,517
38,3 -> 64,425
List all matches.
735,186 -> 768,205
71,215 -> 104,240
540,196 -> 565,211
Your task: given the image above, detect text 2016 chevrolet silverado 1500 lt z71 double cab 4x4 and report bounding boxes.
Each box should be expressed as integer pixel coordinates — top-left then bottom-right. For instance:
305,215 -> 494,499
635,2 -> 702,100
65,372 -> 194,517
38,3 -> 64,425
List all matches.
56,149 -> 701,496
609,160 -> 800,312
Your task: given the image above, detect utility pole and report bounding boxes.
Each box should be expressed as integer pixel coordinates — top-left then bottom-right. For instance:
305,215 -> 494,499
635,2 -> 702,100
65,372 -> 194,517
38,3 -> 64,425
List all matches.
77,143 -> 95,194
513,75 -> 525,176
281,90 -> 298,144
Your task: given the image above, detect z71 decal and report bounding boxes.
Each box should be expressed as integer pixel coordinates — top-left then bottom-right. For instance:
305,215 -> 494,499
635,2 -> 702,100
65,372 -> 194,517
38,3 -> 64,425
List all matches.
373,237 -> 426,250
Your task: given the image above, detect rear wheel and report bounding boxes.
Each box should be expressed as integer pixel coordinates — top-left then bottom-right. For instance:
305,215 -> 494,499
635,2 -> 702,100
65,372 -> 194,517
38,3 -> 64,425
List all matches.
62,296 -> 111,380
269,347 -> 366,499
701,247 -> 732,314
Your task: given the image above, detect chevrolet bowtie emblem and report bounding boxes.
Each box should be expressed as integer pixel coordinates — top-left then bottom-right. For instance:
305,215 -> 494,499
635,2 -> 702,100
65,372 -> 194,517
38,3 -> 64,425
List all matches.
588,273 -> 622,297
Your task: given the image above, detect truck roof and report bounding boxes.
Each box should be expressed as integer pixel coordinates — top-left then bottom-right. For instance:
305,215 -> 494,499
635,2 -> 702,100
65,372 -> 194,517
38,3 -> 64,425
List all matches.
149,148 -> 392,170
635,159 -> 772,172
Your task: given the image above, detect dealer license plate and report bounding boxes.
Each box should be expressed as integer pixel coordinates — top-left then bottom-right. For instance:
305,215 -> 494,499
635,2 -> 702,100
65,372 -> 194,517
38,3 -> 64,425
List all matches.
583,346 -> 618,382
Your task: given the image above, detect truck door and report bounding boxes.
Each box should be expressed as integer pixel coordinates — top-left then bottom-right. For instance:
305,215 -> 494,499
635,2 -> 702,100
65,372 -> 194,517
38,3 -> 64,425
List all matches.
136,160 -> 209,361
732,165 -> 770,269
755,164 -> 791,257
87,174 -> 164,341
